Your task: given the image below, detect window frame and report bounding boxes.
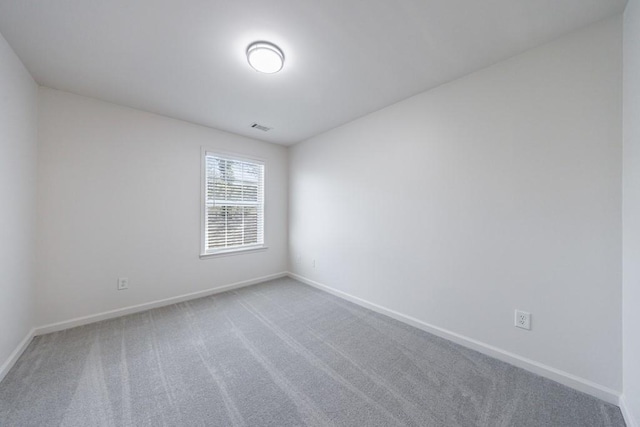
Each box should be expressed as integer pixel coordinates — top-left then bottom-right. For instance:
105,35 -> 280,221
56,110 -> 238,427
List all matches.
200,147 -> 267,258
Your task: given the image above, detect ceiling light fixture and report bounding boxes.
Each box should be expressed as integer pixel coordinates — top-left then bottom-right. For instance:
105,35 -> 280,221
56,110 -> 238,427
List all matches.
246,41 -> 284,74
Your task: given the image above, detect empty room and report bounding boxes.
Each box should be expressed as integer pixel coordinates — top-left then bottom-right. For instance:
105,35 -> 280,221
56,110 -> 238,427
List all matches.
1,0 -> 639,426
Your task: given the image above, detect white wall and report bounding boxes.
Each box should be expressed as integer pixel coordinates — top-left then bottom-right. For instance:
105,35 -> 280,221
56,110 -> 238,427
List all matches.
623,0 -> 640,424
290,17 -> 623,393
36,88 -> 288,326
0,33 -> 38,372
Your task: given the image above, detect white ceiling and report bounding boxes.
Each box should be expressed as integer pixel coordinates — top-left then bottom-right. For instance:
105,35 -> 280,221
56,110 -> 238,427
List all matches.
0,0 -> 627,145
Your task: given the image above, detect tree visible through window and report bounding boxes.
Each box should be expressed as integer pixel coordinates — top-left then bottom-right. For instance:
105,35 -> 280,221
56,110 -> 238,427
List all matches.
203,152 -> 264,254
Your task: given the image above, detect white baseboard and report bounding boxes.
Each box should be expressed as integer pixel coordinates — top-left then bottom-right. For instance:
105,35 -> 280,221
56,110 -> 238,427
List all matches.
0,328 -> 35,383
35,272 -> 288,336
621,395 -> 638,427
288,272 -> 621,406
7,271 -> 624,411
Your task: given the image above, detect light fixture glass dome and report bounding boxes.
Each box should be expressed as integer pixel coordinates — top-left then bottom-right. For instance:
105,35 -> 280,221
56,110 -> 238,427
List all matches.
246,42 -> 284,74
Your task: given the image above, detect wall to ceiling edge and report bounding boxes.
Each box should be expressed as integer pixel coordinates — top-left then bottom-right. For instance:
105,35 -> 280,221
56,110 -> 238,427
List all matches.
289,16 -> 623,395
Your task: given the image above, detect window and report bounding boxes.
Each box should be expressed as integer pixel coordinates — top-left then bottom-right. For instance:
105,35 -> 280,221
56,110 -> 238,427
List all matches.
202,151 -> 265,256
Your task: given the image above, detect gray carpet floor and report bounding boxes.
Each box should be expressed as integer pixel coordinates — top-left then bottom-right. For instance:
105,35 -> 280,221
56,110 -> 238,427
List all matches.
0,277 -> 625,427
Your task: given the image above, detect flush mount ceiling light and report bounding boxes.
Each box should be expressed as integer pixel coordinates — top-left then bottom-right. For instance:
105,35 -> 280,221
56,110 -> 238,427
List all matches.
246,41 -> 284,74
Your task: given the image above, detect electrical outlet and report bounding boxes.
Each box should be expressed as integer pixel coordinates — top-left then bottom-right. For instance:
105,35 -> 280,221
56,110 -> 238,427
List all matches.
515,310 -> 531,330
312,259 -> 316,268
296,254 -> 301,264
117,277 -> 129,290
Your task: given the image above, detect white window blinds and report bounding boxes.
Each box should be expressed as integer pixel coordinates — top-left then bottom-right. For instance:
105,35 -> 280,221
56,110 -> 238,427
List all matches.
203,153 -> 264,254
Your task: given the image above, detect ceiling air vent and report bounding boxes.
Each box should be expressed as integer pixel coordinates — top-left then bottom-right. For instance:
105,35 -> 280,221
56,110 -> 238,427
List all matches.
250,123 -> 272,132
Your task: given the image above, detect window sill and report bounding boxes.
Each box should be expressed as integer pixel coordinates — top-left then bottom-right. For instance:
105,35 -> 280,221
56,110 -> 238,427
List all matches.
200,245 -> 268,259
